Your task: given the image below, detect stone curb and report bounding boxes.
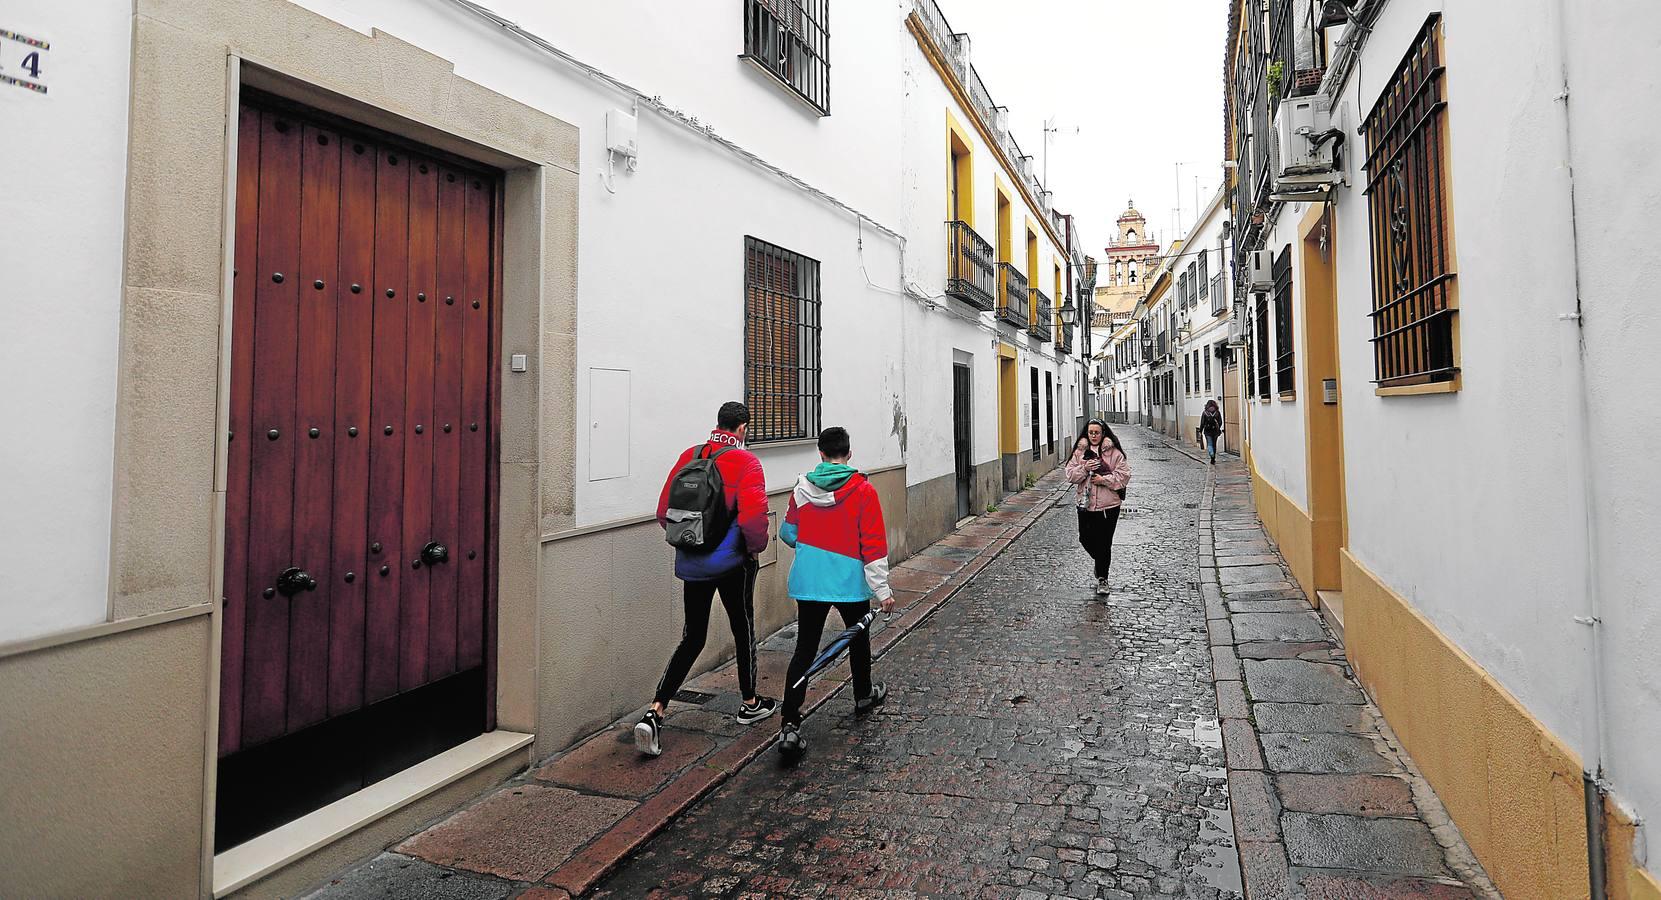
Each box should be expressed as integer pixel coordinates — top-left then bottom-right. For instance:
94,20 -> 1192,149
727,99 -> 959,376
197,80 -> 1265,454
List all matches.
541,474 -> 1072,896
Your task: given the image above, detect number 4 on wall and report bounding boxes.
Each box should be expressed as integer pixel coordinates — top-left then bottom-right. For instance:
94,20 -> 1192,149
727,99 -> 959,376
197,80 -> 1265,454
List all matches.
0,28 -> 50,95
19,50 -> 40,78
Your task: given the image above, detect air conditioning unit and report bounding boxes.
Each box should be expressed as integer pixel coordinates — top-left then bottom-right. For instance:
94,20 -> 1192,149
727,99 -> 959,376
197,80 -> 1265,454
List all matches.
1276,97 -> 1341,188
1248,249 -> 1274,292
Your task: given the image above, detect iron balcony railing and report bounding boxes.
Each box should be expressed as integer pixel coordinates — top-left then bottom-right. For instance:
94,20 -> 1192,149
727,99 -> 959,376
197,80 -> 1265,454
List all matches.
1028,288 -> 1053,342
997,263 -> 1028,329
945,220 -> 997,311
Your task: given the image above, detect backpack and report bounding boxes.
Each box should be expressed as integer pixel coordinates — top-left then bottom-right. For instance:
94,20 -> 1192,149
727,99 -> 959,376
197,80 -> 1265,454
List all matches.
663,445 -> 734,552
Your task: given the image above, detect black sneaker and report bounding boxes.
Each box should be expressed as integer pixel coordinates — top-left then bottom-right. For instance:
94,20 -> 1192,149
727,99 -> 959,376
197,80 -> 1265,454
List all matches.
855,682 -> 888,715
735,696 -> 778,726
778,723 -> 805,756
633,709 -> 662,757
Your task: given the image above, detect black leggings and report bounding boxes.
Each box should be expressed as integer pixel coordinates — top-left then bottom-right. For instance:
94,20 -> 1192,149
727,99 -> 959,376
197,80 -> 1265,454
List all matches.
654,560 -> 759,705
1077,506 -> 1122,579
783,599 -> 872,725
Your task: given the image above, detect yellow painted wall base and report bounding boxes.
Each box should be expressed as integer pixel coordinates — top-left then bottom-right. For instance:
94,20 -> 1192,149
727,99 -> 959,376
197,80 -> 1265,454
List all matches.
1343,548 -> 1593,899
1248,467 -> 1317,604
1608,798 -> 1661,900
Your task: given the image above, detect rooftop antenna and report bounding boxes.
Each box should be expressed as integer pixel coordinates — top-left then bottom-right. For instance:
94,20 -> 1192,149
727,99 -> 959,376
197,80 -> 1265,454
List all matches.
1042,116 -> 1079,186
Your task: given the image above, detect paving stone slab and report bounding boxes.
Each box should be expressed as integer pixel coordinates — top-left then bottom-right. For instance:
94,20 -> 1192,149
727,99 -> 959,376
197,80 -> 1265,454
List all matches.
304,853 -> 514,900
1227,770 -> 1283,842
1237,841 -> 1292,900
1252,701 -> 1372,735
1236,641 -> 1335,660
535,727 -> 718,799
1281,813 -> 1448,877
1215,554 -> 1285,567
1260,731 -> 1393,775
399,785 -> 637,882
1232,612 -> 1331,644
1243,659 -> 1365,704
1289,869 -> 1476,898
1227,598 -> 1313,614
1223,581 -> 1301,596
1276,774 -> 1419,818
1219,564 -> 1287,586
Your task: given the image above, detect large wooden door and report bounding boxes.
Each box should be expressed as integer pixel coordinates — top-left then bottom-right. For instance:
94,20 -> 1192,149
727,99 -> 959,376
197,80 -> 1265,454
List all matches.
1223,360 -> 1241,454
217,96 -> 498,848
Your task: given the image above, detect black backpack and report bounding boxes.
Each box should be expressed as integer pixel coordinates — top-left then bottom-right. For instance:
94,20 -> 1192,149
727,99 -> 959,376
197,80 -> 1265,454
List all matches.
663,445 -> 734,552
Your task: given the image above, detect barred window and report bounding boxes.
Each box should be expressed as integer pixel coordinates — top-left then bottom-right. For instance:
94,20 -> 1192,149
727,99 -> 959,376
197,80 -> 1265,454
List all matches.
1254,296 -> 1271,397
742,0 -> 830,115
1273,247 -> 1295,395
744,237 -> 822,442
1362,15 -> 1456,388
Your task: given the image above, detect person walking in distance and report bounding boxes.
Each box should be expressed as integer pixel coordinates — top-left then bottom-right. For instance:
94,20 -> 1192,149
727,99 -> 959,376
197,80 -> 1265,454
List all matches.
635,402 -> 777,757
1065,419 -> 1132,597
777,427 -> 895,757
1201,399 -> 1224,465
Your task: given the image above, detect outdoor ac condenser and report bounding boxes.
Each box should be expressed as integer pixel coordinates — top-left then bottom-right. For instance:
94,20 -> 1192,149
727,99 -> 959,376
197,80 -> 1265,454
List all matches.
1248,249 -> 1274,292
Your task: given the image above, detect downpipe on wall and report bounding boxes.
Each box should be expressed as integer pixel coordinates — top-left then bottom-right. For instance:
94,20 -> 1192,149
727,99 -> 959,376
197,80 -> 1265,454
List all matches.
1548,0 -> 1611,895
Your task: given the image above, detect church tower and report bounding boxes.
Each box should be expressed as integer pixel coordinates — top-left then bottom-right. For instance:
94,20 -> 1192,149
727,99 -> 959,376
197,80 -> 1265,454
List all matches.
1093,199 -> 1161,332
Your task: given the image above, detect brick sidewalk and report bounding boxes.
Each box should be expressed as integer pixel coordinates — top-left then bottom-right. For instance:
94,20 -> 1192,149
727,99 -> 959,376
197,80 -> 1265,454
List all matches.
304,473 -> 1071,899
1199,452 -> 1500,898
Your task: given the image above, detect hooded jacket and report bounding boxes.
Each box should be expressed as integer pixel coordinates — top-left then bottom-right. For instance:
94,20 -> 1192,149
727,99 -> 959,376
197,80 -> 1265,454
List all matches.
1065,441 -> 1131,512
780,463 -> 892,603
656,429 -> 770,581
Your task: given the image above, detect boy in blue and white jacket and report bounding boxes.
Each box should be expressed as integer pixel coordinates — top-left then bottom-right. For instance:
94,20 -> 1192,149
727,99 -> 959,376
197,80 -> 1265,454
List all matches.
776,427 -> 894,756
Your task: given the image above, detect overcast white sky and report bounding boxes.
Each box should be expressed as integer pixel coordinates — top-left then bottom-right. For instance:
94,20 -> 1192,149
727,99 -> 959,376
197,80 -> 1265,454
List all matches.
934,0 -> 1227,258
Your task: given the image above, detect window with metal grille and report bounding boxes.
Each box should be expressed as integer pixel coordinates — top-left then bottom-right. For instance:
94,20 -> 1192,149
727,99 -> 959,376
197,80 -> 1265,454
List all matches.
1254,296 -> 1271,397
1198,251 -> 1210,309
1362,15 -> 1457,388
1273,248 -> 1295,395
744,237 -> 821,442
742,0 -> 831,115
1205,345 -> 1213,393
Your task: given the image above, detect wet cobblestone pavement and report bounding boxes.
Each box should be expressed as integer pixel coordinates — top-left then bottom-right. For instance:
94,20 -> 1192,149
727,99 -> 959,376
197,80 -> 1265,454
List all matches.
592,428 -> 1242,899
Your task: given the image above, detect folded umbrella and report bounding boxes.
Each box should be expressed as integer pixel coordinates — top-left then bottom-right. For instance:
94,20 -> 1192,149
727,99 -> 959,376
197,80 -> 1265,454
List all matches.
790,610 -> 881,690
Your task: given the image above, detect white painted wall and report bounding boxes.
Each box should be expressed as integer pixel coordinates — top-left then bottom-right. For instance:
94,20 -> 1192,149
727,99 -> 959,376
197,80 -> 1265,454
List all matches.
293,0 -> 911,525
0,1 -> 131,642
1558,0 -> 1661,865
1246,205 -> 1310,508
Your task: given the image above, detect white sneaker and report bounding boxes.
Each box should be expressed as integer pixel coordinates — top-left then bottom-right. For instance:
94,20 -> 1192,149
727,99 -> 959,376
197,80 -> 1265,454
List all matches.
1096,577 -> 1111,596
633,710 -> 663,757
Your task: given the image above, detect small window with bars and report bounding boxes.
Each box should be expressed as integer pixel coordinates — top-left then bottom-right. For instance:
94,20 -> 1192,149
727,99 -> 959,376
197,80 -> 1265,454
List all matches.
1362,14 -> 1457,389
742,0 -> 831,115
1273,248 -> 1295,396
744,237 -> 822,442
1254,296 -> 1271,398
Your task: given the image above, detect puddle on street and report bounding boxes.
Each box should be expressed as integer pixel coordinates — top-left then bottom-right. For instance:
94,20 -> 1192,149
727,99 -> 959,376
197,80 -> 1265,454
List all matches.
1166,718 -> 1242,895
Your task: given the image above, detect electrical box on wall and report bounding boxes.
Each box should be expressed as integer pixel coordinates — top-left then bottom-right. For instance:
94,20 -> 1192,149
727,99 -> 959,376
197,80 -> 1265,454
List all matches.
605,107 -> 638,159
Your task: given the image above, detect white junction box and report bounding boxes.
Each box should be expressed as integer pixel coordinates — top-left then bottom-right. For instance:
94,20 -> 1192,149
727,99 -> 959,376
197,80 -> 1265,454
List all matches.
605,107 -> 638,160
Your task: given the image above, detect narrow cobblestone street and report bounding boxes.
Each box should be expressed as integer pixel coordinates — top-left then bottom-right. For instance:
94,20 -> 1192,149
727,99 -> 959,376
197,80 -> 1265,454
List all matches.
306,427 -> 1494,899
591,429 -> 1236,898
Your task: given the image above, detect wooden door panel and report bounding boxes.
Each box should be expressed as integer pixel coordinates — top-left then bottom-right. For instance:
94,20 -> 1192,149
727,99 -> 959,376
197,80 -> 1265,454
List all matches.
327,135 -> 378,718
220,105 -> 262,756
456,176 -> 491,670
287,124 -> 342,732
223,96 -> 498,762
399,157 -> 440,692
428,168 -> 468,679
242,111 -> 303,748
364,146 -> 410,706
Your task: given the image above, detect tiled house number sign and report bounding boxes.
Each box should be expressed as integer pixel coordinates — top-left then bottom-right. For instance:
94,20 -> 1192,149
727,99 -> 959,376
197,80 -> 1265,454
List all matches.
1,28 -> 49,95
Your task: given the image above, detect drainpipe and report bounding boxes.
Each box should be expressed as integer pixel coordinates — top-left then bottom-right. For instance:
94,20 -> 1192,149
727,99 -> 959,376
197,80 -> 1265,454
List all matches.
1547,1 -> 1610,896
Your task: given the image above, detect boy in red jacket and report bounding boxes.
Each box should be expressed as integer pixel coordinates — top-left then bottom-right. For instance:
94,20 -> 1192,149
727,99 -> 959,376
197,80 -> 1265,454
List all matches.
635,402 -> 777,757
776,426 -> 894,757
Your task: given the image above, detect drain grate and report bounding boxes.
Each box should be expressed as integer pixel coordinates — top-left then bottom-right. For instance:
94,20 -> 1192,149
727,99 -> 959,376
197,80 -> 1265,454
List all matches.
1183,502 -> 1199,509
672,689 -> 715,705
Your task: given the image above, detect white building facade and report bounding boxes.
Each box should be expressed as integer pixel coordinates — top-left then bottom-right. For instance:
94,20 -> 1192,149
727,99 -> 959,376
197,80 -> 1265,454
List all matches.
1226,0 -> 1661,896
0,1 -> 1091,896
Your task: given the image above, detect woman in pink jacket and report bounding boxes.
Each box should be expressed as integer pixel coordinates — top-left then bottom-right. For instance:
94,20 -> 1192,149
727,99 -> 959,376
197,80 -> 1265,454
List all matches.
1065,419 -> 1132,596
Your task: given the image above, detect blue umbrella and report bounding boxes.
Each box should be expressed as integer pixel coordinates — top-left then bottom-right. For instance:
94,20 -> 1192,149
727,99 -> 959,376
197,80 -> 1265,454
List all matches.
790,610 -> 881,690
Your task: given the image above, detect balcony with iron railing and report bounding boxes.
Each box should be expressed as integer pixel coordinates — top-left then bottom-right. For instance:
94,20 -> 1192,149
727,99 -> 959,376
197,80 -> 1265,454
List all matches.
1058,319 -> 1074,355
945,221 -> 997,311
997,263 -> 1028,329
1028,288 -> 1053,342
